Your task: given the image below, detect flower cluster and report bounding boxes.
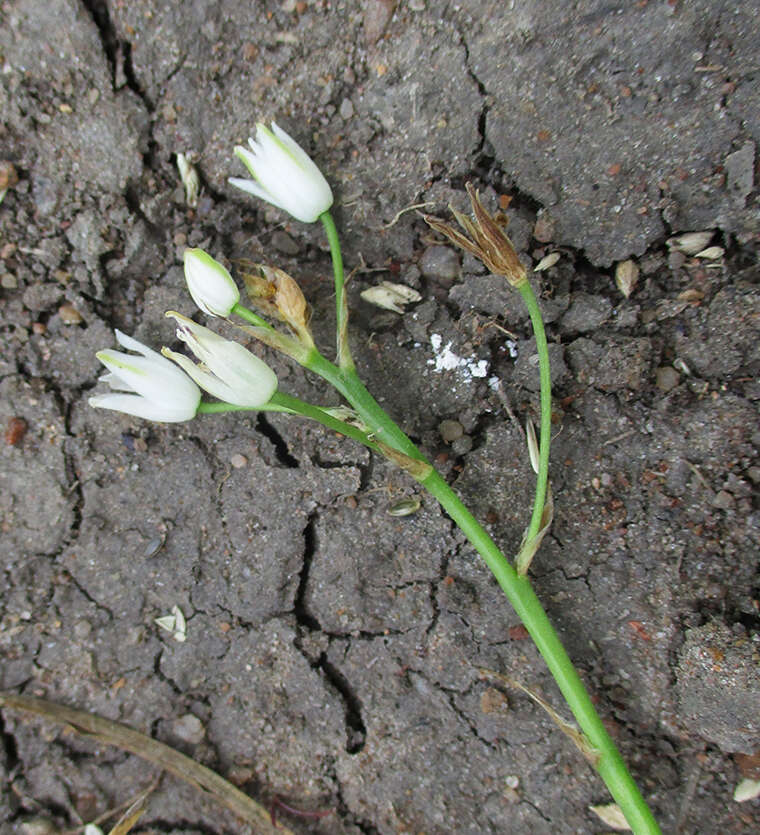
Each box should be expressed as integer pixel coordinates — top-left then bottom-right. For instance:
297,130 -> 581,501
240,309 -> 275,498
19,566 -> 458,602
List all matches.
90,123 -> 329,423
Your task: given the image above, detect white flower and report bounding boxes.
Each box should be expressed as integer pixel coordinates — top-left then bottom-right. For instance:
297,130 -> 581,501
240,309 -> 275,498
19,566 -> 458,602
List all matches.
162,311 -> 278,408
183,248 -> 240,317
229,122 -> 333,223
89,330 -> 201,422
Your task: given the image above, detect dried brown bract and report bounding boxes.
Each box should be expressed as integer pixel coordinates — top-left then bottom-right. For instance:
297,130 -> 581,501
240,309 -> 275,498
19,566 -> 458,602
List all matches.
424,182 -> 527,287
242,264 -> 313,348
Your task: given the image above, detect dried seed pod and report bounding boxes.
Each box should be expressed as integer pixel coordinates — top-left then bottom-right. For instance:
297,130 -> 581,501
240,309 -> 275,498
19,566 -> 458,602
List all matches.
176,152 -> 200,208
0,161 -> 19,190
144,535 -> 165,558
615,259 -> 639,298
58,303 -> 84,324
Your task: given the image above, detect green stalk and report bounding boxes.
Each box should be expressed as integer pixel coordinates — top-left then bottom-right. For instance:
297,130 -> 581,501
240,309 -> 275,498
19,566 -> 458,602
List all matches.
197,394 -> 382,454
303,350 -> 423,460
272,350 -> 660,829
421,469 -> 660,833
302,214 -> 661,833
320,211 -> 354,371
518,281 -> 552,544
232,302 -> 273,330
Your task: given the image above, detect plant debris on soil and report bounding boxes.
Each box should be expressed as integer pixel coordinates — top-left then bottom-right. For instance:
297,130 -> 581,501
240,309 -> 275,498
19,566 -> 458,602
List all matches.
1,1 -> 758,833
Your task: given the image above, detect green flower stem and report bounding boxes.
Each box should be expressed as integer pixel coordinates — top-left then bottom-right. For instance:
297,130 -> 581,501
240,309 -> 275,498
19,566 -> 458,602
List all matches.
304,350 -> 424,461
518,280 -> 552,544
231,302 -> 274,329
197,395 -> 382,454
421,468 -> 661,834
197,401 -> 291,415
277,209 -> 657,831
287,354 -> 660,831
320,211 -> 355,371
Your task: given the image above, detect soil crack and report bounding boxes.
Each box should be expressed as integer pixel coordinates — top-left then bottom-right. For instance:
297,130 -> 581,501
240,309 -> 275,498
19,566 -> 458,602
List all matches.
292,513 -> 367,753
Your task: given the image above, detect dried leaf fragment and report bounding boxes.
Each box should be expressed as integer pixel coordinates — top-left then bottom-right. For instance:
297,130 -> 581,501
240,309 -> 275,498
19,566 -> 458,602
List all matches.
589,803 -> 631,830
479,668 -> 599,765
695,246 -> 724,259
155,605 -> 187,642
667,231 -> 713,254
515,483 -> 554,575
360,281 -> 421,314
734,778 -> 760,803
615,259 -> 639,298
176,153 -> 200,208
534,252 -> 560,271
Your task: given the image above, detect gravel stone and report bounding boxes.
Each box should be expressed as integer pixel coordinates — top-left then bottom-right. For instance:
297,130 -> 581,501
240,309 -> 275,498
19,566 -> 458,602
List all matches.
677,622 -> 760,754
419,245 -> 460,284
439,419 -> 464,443
560,292 -> 613,334
656,366 -> 680,392
2,1 -> 759,831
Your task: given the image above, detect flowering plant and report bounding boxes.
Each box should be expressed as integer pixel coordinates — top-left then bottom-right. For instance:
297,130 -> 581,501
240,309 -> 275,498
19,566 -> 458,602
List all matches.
90,123 -> 661,834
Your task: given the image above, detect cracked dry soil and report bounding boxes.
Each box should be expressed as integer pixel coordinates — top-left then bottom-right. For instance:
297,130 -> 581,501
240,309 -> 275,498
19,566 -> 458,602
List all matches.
1,1 -> 759,833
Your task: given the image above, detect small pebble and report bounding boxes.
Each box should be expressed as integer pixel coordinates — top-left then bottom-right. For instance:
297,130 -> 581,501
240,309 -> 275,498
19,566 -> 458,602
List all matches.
451,435 -> 473,456
5,416 -> 28,446
667,251 -> 686,270
712,490 -> 734,510
230,453 -> 248,468
1,272 -> 18,289
73,619 -> 92,639
420,245 -> 460,284
533,213 -> 555,242
480,687 -> 509,715
58,303 -> 83,324
270,230 -> 300,255
339,97 -> 354,120
20,818 -> 57,835
438,419 -> 464,443
171,713 -> 206,745
656,366 -> 680,392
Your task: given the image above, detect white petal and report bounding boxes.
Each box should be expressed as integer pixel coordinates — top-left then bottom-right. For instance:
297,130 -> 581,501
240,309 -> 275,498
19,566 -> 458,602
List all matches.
97,349 -> 199,408
163,349 -> 239,404
89,393 -> 195,422
271,122 -> 318,170
114,329 -> 166,364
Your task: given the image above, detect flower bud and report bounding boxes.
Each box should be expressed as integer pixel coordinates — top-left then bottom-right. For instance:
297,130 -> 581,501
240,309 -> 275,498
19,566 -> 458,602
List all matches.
183,248 -> 240,317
